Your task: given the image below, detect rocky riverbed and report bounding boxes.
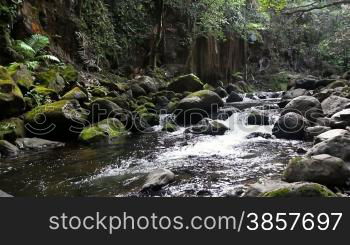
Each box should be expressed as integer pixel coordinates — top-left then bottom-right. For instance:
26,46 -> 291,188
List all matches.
1,66 -> 350,197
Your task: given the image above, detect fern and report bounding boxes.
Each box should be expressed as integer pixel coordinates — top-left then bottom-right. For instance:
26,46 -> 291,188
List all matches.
11,34 -> 60,70
13,40 -> 35,59
26,34 -> 50,53
36,55 -> 60,63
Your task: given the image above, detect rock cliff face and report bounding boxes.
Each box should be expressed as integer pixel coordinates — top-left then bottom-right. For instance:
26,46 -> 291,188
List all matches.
1,0 -> 245,82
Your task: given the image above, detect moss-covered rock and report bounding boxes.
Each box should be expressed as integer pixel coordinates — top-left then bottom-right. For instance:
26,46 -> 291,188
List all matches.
0,117 -> 24,142
175,90 -> 224,125
79,118 -> 127,144
166,100 -> 179,114
283,155 -> 350,186
90,86 -> 109,97
88,98 -> 126,124
7,63 -> 34,90
30,86 -> 59,102
168,74 -> 203,93
24,100 -> 88,140
0,66 -> 25,119
244,180 -> 337,197
261,183 -> 337,197
203,83 -> 215,91
62,87 -> 87,101
35,68 -> 66,94
58,65 -> 79,84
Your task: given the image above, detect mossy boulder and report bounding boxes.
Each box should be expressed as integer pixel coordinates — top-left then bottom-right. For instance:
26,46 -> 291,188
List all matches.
261,183 -> 337,197
175,90 -> 224,125
0,66 -> 25,119
88,98 -> 127,125
0,117 -> 24,142
134,76 -> 159,93
7,63 -> 34,90
62,87 -> 88,101
30,86 -> 59,104
168,74 -> 203,93
166,100 -> 179,114
79,118 -> 127,144
35,68 -> 66,94
283,155 -> 350,186
90,86 -> 109,97
244,180 -> 337,197
58,65 -> 79,84
24,100 -> 88,140
131,84 -> 147,98
203,83 -> 215,91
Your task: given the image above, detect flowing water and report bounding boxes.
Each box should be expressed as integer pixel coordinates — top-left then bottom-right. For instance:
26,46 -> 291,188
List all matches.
0,92 -> 312,197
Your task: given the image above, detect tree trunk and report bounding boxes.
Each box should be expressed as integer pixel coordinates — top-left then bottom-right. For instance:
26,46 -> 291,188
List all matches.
150,0 -> 164,68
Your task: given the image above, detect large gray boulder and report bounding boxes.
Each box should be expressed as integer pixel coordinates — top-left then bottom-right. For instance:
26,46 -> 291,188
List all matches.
141,169 -> 175,192
322,96 -> 350,116
314,129 -> 348,144
244,180 -> 337,197
331,109 -> 350,124
283,155 -> 350,186
307,133 -> 350,161
282,88 -> 310,100
305,126 -> 331,138
0,140 -> 19,157
281,96 -> 323,122
272,112 -> 309,140
15,138 -> 65,150
175,90 -> 224,125
168,74 -> 203,93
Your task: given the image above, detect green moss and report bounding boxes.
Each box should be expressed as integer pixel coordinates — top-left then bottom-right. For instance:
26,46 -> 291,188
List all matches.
24,100 -> 70,122
261,188 -> 290,197
90,86 -> 108,97
35,68 -> 66,93
187,90 -> 212,98
289,156 -> 303,165
62,87 -> 87,101
58,65 -> 78,83
135,105 -> 148,114
79,118 -> 127,144
0,117 -> 24,141
203,84 -> 215,91
0,66 -> 25,118
261,183 -> 337,197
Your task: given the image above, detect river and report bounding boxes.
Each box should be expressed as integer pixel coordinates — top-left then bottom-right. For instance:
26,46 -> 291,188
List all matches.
0,92 -> 312,197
